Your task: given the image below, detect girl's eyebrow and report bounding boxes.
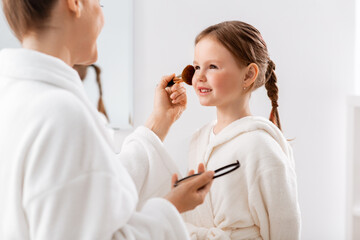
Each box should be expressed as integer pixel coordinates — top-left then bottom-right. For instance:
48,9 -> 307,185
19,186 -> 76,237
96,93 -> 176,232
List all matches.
193,60 -> 222,65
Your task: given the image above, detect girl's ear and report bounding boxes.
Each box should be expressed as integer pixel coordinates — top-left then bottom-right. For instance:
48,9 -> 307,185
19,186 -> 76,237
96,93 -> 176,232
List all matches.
67,0 -> 82,18
243,63 -> 259,88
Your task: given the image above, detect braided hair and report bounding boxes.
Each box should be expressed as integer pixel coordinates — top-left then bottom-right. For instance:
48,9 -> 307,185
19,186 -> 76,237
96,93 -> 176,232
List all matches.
265,60 -> 281,130
74,64 -> 109,120
90,64 -> 109,120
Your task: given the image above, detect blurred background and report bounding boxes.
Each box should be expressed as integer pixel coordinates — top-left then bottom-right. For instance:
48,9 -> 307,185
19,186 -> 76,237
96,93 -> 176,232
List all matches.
1,0 -> 359,239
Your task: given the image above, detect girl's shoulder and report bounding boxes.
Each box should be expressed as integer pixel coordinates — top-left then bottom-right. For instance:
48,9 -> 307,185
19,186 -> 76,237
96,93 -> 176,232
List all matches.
240,129 -> 296,173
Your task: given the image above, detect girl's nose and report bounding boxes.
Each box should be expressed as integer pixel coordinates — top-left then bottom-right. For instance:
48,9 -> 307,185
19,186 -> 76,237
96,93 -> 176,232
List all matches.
195,70 -> 206,83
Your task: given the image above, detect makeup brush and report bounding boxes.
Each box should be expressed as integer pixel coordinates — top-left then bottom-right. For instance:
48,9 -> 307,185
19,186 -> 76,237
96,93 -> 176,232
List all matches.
167,65 -> 195,87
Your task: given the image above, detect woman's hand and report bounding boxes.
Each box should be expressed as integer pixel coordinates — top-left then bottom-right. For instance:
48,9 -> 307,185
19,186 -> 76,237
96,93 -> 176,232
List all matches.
156,74 -> 187,122
164,163 -> 213,213
145,74 -> 187,141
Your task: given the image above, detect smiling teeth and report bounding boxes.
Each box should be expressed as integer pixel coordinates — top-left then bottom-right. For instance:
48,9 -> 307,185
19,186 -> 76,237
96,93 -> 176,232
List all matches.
200,89 -> 211,93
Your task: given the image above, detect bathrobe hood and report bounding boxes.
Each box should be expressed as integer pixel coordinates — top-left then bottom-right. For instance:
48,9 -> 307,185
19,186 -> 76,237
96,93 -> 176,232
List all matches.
195,116 -> 294,168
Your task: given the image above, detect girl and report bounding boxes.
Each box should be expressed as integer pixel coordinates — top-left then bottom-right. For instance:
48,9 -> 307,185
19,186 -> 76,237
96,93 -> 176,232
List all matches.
182,21 -> 301,240
0,0 -> 213,239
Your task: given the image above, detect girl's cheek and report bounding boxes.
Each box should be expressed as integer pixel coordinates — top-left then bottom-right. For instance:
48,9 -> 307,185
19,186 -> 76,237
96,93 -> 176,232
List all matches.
192,76 -> 198,86
192,84 -> 197,93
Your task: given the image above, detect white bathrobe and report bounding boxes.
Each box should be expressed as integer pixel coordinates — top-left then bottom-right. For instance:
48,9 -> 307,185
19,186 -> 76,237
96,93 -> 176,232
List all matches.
182,116 -> 301,240
0,48 -> 188,240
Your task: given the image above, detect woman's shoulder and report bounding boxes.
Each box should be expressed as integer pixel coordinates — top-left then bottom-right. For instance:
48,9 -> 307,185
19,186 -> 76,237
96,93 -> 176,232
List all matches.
25,86 -> 90,128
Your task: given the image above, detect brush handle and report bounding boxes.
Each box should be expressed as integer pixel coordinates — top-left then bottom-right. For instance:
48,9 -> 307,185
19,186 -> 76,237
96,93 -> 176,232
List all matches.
166,77 -> 182,87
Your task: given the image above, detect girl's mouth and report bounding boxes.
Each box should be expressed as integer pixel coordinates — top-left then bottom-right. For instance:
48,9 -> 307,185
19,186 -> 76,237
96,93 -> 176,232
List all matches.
200,89 -> 212,93
198,87 -> 212,95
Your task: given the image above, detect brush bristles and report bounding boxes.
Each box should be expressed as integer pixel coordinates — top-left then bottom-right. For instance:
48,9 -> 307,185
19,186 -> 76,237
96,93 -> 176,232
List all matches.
166,65 -> 195,87
182,65 -> 195,85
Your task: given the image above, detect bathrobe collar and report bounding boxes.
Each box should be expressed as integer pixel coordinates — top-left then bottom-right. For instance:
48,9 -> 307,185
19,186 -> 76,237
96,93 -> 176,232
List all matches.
0,48 -> 80,86
201,116 -> 291,166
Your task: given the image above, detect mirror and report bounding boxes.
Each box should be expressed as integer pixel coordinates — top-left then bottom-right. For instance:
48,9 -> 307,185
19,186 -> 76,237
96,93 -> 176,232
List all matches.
0,1 -> 133,129
95,0 -> 133,129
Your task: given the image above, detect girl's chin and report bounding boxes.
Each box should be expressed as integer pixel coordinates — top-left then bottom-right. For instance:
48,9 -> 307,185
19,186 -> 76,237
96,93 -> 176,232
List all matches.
198,101 -> 214,107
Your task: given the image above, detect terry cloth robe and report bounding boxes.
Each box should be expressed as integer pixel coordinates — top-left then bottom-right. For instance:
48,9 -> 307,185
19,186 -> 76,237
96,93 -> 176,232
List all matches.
0,48 -> 188,240
182,116 -> 301,240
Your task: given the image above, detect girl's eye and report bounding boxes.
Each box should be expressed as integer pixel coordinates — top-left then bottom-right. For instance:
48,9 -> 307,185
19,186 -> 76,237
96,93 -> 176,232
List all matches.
194,66 -> 200,70
209,64 -> 218,69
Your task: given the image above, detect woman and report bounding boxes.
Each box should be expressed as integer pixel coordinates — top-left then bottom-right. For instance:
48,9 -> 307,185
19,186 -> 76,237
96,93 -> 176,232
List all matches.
0,0 -> 213,239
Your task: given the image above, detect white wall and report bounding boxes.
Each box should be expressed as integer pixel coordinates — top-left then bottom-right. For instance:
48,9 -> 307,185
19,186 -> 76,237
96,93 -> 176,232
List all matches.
0,11 -> 20,48
355,0 -> 360,95
130,0 -> 355,239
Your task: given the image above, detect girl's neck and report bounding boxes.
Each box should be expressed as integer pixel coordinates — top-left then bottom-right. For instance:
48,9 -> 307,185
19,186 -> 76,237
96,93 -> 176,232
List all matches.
214,102 -> 251,134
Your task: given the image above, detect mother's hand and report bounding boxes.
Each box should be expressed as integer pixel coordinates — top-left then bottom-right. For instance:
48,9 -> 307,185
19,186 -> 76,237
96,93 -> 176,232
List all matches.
145,74 -> 187,141
165,164 -> 213,214
156,74 -> 187,122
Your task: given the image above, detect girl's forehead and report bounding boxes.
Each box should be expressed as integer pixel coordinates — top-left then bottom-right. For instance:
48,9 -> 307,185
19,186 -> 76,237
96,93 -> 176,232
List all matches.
194,38 -> 232,59
196,36 -> 223,48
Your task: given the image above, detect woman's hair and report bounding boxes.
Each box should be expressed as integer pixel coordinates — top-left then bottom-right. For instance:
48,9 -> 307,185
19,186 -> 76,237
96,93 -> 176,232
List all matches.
195,21 -> 281,130
2,0 -> 58,40
73,64 -> 109,120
